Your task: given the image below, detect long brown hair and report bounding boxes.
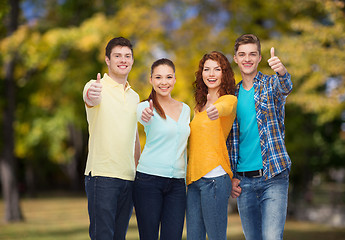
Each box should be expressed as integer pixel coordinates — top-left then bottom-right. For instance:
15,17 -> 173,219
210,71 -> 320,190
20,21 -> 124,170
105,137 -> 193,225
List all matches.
145,58 -> 175,119
193,51 -> 235,112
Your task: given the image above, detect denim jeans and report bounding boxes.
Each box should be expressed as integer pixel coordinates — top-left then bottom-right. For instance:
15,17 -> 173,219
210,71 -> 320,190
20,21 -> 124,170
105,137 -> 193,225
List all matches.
237,169 -> 289,240
85,174 -> 134,240
186,174 -> 231,240
133,172 -> 186,240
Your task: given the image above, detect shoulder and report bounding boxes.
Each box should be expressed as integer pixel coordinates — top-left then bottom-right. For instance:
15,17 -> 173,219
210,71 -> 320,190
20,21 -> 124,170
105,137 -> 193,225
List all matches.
138,100 -> 149,108
181,102 -> 191,111
128,88 -> 140,98
218,94 -> 237,103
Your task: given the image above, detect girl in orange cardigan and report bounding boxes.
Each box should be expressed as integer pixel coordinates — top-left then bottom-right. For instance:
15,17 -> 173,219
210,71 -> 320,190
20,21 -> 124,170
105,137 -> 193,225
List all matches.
186,51 -> 237,240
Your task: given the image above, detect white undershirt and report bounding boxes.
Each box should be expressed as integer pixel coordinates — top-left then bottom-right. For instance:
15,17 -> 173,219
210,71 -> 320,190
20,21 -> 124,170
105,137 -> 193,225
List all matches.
203,165 -> 227,178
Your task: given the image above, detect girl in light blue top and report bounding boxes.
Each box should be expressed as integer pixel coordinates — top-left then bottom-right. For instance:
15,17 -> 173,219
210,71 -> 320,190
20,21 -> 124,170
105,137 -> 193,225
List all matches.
133,58 -> 190,240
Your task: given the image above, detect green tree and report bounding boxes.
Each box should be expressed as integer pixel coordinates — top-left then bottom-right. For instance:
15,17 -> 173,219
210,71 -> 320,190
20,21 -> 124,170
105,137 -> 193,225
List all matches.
0,0 -> 23,222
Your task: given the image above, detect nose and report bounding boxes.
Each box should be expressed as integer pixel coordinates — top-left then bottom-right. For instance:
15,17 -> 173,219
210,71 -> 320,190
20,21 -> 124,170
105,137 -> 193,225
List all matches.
209,69 -> 215,76
244,54 -> 250,61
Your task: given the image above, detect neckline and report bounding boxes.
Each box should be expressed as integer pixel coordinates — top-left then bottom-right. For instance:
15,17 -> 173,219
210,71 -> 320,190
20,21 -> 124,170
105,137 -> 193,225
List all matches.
165,103 -> 184,123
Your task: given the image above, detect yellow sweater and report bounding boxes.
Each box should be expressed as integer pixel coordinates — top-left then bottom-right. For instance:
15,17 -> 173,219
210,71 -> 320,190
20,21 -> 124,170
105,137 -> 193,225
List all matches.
186,95 -> 237,185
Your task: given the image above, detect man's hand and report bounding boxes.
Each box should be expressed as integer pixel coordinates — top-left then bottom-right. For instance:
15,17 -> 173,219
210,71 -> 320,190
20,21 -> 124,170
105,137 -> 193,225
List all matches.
141,99 -> 154,122
231,178 -> 242,198
85,73 -> 102,106
267,47 -> 287,76
206,94 -> 219,120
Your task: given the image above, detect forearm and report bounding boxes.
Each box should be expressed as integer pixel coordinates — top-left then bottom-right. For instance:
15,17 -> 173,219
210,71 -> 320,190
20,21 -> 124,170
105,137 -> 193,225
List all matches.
277,72 -> 293,96
134,130 -> 141,167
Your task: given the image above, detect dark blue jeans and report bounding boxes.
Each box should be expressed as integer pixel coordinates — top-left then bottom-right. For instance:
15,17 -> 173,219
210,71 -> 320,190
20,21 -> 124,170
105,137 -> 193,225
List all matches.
85,174 -> 134,240
133,172 -> 186,240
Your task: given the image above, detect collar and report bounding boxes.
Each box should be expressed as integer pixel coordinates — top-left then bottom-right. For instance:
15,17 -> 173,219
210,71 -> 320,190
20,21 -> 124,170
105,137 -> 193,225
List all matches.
103,73 -> 131,91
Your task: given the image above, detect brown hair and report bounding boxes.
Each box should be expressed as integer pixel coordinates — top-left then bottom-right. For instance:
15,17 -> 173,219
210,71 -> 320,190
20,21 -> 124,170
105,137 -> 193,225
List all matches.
234,34 -> 261,55
193,51 -> 235,112
105,37 -> 133,59
146,58 -> 175,119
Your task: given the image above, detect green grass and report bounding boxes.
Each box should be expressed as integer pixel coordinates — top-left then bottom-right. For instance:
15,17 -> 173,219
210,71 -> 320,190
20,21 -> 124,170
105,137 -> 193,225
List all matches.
0,195 -> 344,240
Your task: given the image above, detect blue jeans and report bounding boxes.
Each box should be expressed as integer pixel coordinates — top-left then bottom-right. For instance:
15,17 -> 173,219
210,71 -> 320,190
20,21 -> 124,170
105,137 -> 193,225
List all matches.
237,169 -> 289,240
186,174 -> 231,240
85,174 -> 134,240
133,172 -> 186,240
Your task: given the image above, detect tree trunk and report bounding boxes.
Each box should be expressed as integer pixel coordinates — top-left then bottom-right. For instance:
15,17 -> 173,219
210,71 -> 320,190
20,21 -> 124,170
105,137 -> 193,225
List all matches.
66,123 -> 83,191
0,0 -> 23,222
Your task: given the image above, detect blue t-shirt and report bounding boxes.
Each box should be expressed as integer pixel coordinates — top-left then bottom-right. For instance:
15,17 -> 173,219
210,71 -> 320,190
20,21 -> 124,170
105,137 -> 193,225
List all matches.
137,101 -> 191,178
237,84 -> 263,172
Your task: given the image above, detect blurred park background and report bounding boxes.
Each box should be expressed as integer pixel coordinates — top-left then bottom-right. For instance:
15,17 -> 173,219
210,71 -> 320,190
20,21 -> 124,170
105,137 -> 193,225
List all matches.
0,0 -> 345,238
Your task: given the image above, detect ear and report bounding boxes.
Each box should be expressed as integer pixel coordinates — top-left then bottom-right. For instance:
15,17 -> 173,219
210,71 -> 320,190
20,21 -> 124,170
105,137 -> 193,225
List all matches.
258,55 -> 262,63
233,55 -> 238,64
149,77 -> 153,85
105,56 -> 110,66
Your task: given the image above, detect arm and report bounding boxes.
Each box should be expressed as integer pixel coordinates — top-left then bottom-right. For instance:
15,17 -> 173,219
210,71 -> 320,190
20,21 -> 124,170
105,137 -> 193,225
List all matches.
83,73 -> 103,107
267,47 -> 293,96
137,101 -> 154,126
206,95 -> 237,120
134,129 -> 141,167
214,95 -> 237,117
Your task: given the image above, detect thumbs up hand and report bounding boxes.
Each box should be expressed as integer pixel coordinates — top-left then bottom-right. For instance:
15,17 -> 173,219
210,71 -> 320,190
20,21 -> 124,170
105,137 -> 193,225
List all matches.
206,94 -> 219,121
85,73 -> 103,106
267,47 -> 287,76
141,99 -> 154,122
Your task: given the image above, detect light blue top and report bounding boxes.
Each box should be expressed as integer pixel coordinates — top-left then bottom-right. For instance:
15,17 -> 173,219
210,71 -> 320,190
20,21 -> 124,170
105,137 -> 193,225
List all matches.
237,84 -> 263,172
137,101 -> 191,178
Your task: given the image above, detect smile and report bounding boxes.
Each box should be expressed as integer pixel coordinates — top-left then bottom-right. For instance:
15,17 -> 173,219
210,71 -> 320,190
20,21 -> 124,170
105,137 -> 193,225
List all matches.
207,78 -> 217,83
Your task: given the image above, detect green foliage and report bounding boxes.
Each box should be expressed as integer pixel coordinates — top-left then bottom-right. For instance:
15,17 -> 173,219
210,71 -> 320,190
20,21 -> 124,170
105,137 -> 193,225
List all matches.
0,0 -> 344,192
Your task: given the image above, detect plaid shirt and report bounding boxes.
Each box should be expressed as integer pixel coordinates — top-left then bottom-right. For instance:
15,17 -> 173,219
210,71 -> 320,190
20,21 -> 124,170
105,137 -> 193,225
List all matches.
226,71 -> 293,180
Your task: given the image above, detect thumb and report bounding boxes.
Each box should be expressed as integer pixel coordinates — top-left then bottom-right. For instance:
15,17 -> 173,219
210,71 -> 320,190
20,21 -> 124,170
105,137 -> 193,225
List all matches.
206,94 -> 211,109
270,47 -> 275,58
149,99 -> 153,111
96,73 -> 101,83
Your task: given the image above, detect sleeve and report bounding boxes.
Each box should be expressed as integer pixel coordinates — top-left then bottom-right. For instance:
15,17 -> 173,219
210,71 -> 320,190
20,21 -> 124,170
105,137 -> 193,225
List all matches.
274,72 -> 293,96
184,103 -> 191,124
214,95 -> 238,117
137,101 -> 153,126
82,80 -> 93,101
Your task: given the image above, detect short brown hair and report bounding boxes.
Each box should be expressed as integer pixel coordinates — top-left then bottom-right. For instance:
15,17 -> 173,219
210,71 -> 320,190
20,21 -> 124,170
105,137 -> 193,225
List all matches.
234,34 -> 261,55
105,37 -> 133,59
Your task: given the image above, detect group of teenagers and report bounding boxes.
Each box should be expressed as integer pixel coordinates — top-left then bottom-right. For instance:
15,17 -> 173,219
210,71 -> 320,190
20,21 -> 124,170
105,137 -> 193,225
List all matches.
83,33 -> 293,240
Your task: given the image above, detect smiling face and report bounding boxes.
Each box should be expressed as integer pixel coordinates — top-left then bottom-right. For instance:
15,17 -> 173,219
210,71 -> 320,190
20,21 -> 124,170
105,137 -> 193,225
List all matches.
150,64 -> 176,98
105,46 -> 134,81
234,43 -> 262,79
202,59 -> 222,92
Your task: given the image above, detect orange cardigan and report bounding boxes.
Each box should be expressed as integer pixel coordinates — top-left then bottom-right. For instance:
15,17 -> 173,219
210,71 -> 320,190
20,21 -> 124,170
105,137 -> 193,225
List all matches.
186,95 -> 237,185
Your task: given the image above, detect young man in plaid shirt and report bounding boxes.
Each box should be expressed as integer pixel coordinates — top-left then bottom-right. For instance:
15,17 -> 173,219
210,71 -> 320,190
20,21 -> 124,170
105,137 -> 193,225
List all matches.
227,34 -> 292,240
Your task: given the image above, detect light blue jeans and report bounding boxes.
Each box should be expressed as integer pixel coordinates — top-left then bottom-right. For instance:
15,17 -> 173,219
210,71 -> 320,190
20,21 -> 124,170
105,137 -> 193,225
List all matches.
186,174 -> 231,240
237,169 -> 289,240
